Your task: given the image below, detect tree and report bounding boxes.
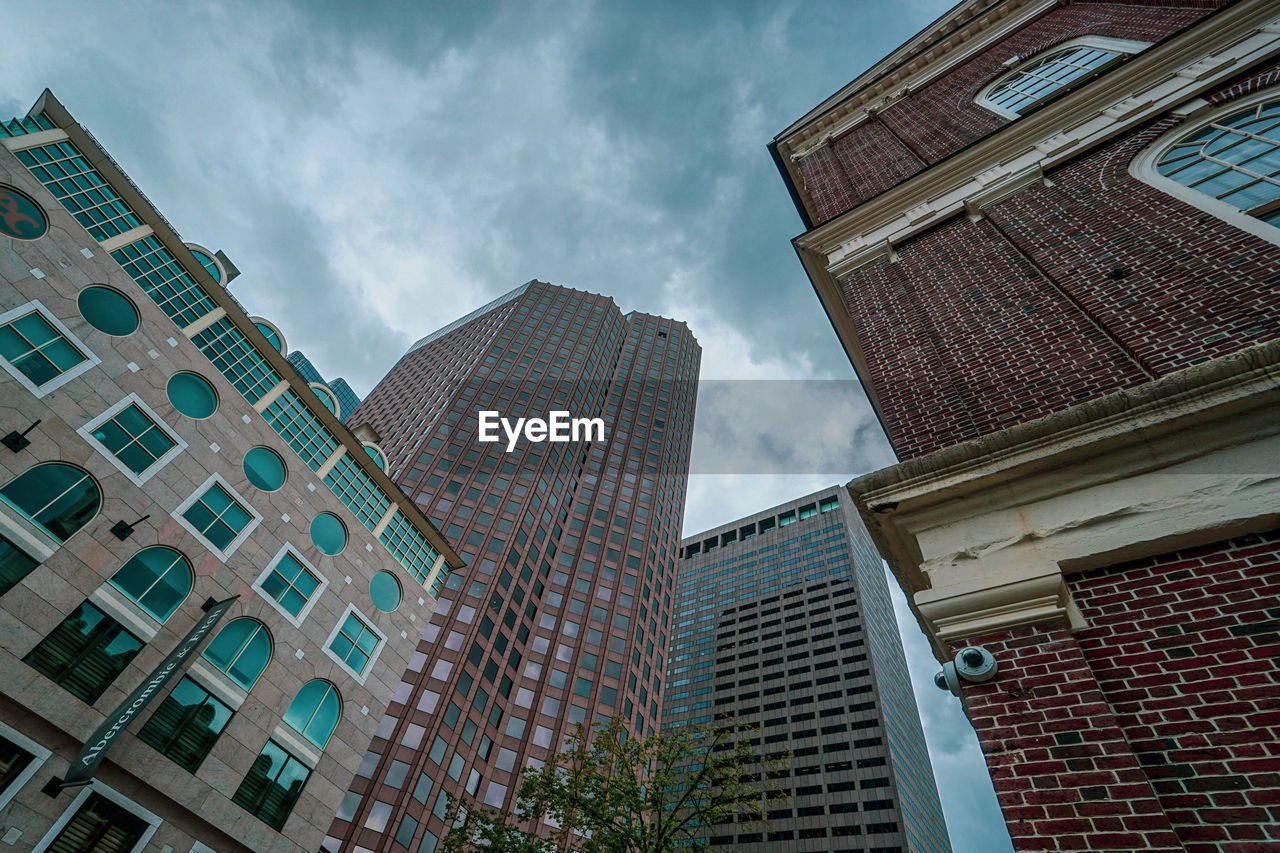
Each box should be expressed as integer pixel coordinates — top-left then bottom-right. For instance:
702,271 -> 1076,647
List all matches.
442,716 -> 788,853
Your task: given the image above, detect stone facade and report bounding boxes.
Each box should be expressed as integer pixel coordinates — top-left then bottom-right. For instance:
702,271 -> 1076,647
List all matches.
0,92 -> 459,853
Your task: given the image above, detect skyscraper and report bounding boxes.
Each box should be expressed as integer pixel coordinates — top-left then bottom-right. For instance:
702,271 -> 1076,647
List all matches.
666,488 -> 949,853
771,1 -> 1280,850
324,281 -> 700,852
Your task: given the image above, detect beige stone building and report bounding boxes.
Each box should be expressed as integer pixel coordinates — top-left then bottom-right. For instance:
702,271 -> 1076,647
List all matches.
0,90 -> 461,853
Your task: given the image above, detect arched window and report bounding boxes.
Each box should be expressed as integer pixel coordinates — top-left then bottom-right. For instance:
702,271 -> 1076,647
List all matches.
976,37 -> 1148,119
0,462 -> 100,542
283,680 -> 341,749
108,547 -> 193,622
1139,96 -> 1280,235
202,618 -> 272,690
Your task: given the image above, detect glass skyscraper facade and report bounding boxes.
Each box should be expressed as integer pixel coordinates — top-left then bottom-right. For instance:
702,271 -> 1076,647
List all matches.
665,487 -> 950,853
324,280 -> 700,852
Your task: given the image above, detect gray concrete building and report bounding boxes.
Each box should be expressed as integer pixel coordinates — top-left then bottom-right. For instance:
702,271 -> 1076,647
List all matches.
0,90 -> 461,852
664,487 -> 949,853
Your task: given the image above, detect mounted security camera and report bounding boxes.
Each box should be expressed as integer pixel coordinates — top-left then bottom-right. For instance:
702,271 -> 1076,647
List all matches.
934,646 -> 997,697
954,646 -> 997,683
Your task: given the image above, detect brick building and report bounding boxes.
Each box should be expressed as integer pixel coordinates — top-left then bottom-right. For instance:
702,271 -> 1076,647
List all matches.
0,91 -> 461,852
322,281 -> 700,852
772,1 -> 1280,850
666,487 -> 950,853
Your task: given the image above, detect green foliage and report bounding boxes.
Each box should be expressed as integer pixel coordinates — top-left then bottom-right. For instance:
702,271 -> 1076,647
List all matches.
442,716 -> 788,853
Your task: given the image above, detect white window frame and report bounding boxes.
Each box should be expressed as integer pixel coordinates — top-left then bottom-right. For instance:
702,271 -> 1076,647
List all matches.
252,543 -> 329,627
0,720 -> 52,812
172,473 -> 262,561
322,603 -> 387,685
78,393 -> 187,486
1131,87 -> 1280,251
32,780 -> 161,853
0,299 -> 100,398
976,36 -> 1150,120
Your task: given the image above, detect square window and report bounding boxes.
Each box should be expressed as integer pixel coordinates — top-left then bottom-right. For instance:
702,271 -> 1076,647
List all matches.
23,601 -> 143,703
79,395 -> 184,485
231,740 -> 310,830
174,475 -> 261,559
0,302 -> 98,398
0,725 -> 50,812
136,676 -> 232,772
324,606 -> 386,681
253,545 -> 326,625
34,787 -> 159,853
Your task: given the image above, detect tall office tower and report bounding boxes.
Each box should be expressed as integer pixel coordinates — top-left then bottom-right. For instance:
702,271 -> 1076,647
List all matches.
771,1 -> 1280,850
666,488 -> 949,853
0,92 -> 459,853
324,281 -> 700,853
288,351 -> 362,423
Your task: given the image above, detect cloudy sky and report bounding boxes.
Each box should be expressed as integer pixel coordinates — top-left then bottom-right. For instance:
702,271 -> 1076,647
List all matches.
4,0 -> 1011,849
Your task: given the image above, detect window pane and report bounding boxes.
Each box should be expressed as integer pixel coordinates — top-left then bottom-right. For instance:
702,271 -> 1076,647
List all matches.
44,792 -> 148,853
232,741 -> 310,829
109,547 -> 192,622
0,533 -> 39,597
202,618 -> 271,689
136,676 -> 232,772
23,601 -> 143,703
0,463 -> 100,542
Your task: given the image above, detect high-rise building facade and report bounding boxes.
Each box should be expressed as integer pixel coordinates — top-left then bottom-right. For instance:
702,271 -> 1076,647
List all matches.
772,1 -> 1280,850
0,91 -> 460,853
288,351 -> 362,424
324,281 -> 700,852
665,488 -> 949,853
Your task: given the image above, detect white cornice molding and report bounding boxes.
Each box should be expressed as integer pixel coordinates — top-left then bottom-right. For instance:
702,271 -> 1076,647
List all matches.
779,0 -> 1052,153
797,0 -> 1280,268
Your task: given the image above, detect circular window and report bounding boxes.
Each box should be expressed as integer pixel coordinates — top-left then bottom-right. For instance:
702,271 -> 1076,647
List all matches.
167,373 -> 218,419
243,447 -> 287,491
0,185 -> 48,240
77,286 -> 139,336
370,571 -> 402,612
310,512 -> 347,555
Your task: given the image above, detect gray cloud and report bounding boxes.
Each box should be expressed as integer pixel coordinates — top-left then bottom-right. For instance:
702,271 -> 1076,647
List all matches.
3,0 -> 1012,847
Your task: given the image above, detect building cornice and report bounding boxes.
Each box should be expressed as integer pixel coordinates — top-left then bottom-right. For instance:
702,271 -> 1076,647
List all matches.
848,337 -> 1280,658
795,0 -> 1280,430
31,90 -> 463,571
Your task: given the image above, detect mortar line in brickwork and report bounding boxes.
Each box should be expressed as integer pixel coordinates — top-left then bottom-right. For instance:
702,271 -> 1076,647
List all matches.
979,214 -> 1160,381
886,261 -> 985,441
866,111 -> 930,169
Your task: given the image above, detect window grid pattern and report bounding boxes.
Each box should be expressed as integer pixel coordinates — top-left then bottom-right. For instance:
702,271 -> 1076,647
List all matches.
1155,99 -> 1280,225
325,453 -> 392,531
329,612 -> 380,674
111,236 -> 217,327
182,483 -> 253,552
379,511 -> 441,588
14,141 -> 142,241
986,46 -> 1120,115
90,404 -> 175,475
261,391 -> 340,472
0,311 -> 87,387
191,316 -> 281,404
0,113 -> 54,137
261,552 -> 320,617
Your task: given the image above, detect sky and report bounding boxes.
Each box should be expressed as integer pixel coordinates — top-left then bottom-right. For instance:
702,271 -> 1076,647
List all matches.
3,0 -> 1012,849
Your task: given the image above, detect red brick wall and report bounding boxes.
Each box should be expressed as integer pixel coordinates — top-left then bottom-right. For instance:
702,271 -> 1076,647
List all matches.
838,90 -> 1280,460
1069,529 -> 1280,852
799,1 -> 1219,222
956,621 -> 1185,851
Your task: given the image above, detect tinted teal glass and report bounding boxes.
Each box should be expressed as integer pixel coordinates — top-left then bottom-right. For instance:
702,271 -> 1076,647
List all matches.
203,618 -> 272,690
109,546 -> 192,622
243,447 -> 286,491
77,286 -> 139,336
310,512 -> 347,555
370,571 -> 401,612
283,680 -> 341,748
189,247 -> 222,282
254,322 -> 282,353
167,373 -> 218,419
364,444 -> 386,470
313,385 -> 338,415
0,462 -> 100,542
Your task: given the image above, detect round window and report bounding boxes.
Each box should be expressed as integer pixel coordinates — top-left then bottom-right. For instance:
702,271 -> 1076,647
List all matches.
243,447 -> 287,491
310,512 -> 347,555
0,184 -> 48,240
77,286 -> 140,336
255,322 -> 284,353
370,571 -> 402,612
167,373 -> 218,419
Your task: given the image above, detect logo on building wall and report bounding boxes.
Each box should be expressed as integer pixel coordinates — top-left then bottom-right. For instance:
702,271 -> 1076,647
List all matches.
0,185 -> 47,240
